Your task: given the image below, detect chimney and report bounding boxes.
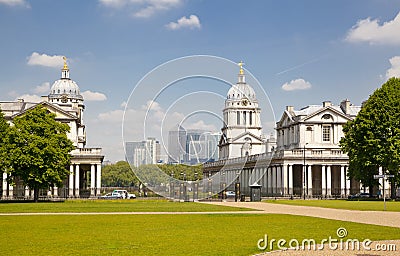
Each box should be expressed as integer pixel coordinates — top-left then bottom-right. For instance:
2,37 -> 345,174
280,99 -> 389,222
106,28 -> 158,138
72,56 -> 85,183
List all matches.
286,106 -> 294,112
340,99 -> 351,114
17,98 -> 24,103
41,96 -> 49,102
322,101 -> 331,107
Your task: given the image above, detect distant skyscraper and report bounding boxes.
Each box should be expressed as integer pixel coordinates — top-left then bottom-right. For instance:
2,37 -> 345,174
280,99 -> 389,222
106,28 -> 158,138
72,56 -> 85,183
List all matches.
125,138 -> 160,167
168,126 -> 221,164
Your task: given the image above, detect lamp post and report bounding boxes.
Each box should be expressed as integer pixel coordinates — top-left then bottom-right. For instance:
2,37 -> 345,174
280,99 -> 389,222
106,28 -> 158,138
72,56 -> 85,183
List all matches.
170,172 -> 174,199
235,170 -> 241,202
208,172 -> 212,200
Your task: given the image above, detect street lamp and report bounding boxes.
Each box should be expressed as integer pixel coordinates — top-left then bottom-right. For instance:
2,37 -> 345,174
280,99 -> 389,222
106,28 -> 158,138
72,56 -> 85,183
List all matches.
194,172 -> 198,201
170,172 -> 174,199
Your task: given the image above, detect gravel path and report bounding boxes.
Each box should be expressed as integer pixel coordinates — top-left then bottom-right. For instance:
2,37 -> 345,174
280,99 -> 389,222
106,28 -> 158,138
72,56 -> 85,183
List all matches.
201,201 -> 400,228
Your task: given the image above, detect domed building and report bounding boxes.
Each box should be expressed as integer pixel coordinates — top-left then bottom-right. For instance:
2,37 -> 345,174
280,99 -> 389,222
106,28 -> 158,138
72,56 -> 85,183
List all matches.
1,57 -> 104,199
219,63 -> 266,159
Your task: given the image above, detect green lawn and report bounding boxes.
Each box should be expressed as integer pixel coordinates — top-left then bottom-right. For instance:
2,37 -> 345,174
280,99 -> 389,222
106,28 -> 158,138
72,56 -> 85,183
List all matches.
0,199 -> 252,213
1,214 -> 399,256
264,199 -> 400,211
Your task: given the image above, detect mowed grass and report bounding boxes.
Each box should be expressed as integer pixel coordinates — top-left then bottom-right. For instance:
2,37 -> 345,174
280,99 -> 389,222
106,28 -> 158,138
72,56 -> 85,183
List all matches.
1,214 -> 400,256
264,199 -> 400,211
0,199 -> 251,213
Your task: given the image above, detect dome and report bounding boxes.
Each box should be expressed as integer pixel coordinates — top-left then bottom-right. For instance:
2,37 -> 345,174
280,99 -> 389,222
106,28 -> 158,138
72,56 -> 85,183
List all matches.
227,83 -> 256,101
48,58 -> 83,102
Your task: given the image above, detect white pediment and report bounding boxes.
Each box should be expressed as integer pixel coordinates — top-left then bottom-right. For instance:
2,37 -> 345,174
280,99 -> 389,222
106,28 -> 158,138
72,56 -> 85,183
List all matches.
231,131 -> 264,144
11,102 -> 78,121
303,107 -> 352,123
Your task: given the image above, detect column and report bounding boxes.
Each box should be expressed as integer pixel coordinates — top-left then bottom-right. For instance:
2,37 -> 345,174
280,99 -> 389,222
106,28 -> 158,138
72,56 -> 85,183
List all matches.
321,166 -> 326,196
75,164 -> 80,197
276,166 -> 282,196
340,166 -> 345,197
326,165 -> 332,196
307,165 -> 312,196
90,164 -> 95,196
283,165 -> 288,196
96,164 -> 102,195
288,165 -> 293,195
267,167 -> 272,195
8,181 -> 13,199
2,172 -> 7,199
271,166 -> 276,195
53,186 -> 58,197
69,165 -> 74,197
24,186 -> 30,199
345,166 -> 350,195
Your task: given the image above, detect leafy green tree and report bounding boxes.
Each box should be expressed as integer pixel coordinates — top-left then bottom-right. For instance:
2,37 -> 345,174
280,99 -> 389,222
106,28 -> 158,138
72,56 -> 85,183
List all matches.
341,78 -> 400,198
7,105 -> 74,202
102,161 -> 139,187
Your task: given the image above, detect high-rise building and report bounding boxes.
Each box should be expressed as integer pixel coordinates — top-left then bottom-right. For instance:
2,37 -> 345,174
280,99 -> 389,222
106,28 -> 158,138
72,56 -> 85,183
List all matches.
125,138 -> 160,167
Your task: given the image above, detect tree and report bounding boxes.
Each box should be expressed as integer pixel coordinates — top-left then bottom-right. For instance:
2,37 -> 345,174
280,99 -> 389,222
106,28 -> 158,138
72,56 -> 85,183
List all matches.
340,77 -> 400,198
7,105 -> 74,202
102,161 -> 139,187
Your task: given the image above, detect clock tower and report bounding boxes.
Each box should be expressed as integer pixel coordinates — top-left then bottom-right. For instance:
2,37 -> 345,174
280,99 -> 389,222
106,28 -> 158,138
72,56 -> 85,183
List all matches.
219,62 -> 265,159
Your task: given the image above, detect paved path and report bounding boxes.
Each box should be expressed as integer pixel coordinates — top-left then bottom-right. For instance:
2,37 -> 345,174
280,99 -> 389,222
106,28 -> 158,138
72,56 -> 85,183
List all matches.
201,201 -> 400,228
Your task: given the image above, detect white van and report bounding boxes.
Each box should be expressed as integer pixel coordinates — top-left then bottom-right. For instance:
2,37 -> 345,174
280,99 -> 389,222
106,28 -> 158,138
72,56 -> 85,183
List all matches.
112,190 -> 136,199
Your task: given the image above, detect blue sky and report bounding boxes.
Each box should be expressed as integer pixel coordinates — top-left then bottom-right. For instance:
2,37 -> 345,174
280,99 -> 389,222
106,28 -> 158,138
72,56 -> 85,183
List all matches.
1,0 -> 400,162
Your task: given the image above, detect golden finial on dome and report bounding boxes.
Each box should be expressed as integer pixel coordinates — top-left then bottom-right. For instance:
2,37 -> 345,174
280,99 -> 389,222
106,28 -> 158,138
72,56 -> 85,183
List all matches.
238,61 -> 245,75
63,56 -> 69,70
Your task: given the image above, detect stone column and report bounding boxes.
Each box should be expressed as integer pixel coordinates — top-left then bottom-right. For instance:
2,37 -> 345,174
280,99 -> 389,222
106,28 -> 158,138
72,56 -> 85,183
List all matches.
2,172 -> 7,199
307,165 -> 312,196
90,164 -> 96,196
8,182 -> 13,199
96,164 -> 102,195
75,164 -> 80,197
340,165 -> 345,197
288,165 -> 293,195
276,166 -> 282,196
53,186 -> 58,197
322,166 -> 326,197
267,167 -> 272,195
24,186 -> 30,199
326,165 -> 332,196
271,166 -> 276,195
282,164 -> 288,196
69,165 -> 74,197
345,166 -> 350,195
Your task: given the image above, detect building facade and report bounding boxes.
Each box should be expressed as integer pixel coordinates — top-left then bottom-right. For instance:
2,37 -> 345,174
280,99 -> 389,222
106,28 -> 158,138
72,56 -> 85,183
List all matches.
1,58 -> 104,199
203,65 -> 381,198
219,64 -> 266,160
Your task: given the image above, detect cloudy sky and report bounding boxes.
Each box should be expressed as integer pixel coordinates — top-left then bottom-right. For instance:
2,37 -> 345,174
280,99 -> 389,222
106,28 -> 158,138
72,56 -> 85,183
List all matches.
1,0 -> 400,162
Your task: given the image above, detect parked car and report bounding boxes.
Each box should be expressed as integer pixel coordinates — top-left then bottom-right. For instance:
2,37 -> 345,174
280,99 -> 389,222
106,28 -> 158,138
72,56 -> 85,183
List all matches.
112,190 -> 136,199
226,191 -> 236,197
99,192 -> 123,200
348,192 -> 370,199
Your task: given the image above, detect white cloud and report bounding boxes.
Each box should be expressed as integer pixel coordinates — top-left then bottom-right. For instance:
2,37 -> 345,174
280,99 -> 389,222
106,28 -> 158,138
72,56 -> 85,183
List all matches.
0,0 -> 30,7
281,78 -> 312,91
32,82 -> 50,94
346,12 -> 400,45
14,94 -> 42,103
81,90 -> 107,101
27,52 -> 65,68
166,15 -> 201,30
385,56 -> 400,79
184,120 -> 217,131
99,0 -> 182,18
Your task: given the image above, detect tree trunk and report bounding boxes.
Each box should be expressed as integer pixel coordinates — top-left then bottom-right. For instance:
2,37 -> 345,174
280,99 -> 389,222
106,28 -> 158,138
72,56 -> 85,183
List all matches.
34,186 -> 39,202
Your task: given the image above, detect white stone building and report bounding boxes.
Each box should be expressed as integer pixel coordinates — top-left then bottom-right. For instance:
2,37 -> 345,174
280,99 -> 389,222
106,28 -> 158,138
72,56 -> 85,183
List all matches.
219,64 -> 266,159
1,58 -> 104,199
203,64 -> 376,198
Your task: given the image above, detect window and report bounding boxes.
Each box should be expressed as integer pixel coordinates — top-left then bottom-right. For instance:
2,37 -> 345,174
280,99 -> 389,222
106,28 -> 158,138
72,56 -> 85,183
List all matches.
322,126 -> 330,142
237,111 -> 240,125
243,111 -> 246,125
249,111 -> 253,125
